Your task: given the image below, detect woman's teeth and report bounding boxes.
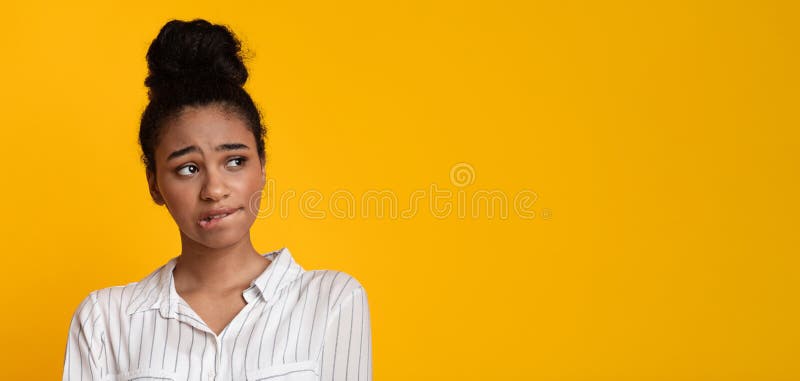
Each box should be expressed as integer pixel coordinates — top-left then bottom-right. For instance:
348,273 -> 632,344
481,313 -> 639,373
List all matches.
205,213 -> 229,221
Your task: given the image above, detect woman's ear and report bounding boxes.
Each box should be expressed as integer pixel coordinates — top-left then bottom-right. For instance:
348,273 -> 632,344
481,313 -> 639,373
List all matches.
260,164 -> 266,187
146,170 -> 165,205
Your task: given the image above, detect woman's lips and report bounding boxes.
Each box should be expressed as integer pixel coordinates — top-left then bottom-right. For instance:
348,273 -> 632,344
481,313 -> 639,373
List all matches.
198,208 -> 241,229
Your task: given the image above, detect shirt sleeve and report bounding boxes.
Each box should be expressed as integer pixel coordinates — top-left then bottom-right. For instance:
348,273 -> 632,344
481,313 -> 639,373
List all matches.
319,285 -> 373,381
63,292 -> 105,381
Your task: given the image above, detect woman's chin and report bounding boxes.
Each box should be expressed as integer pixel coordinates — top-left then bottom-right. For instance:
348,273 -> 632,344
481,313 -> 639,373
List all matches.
180,228 -> 248,251
199,238 -> 239,250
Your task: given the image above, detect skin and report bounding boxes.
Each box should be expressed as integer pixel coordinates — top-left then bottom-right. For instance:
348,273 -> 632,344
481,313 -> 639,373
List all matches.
146,103 -> 271,335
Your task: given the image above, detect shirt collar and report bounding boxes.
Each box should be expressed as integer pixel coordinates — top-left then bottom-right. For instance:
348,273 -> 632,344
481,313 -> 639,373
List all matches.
125,247 -> 304,317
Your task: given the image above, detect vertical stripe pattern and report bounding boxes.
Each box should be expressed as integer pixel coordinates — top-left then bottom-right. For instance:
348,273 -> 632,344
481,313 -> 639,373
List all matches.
62,248 -> 372,381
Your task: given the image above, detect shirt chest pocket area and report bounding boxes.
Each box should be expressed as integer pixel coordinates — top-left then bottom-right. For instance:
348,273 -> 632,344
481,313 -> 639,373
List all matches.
107,368 -> 179,381
246,360 -> 321,381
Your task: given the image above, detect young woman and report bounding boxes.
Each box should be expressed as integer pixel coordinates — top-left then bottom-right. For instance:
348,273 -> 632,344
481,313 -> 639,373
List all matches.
63,19 -> 371,381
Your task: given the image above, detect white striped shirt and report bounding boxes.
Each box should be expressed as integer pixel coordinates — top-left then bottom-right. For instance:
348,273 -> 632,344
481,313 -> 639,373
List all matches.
63,247 -> 372,381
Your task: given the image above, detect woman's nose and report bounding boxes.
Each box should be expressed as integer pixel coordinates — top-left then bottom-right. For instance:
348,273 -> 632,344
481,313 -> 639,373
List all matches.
200,168 -> 230,201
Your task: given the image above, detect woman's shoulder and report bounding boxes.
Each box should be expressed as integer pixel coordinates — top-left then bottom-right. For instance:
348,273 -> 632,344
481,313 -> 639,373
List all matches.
302,269 -> 365,290
299,269 -> 369,310
69,262 -> 166,321
69,281 -> 146,318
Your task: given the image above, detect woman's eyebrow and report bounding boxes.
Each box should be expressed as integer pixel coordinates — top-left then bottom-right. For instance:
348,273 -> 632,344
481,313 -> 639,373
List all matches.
167,143 -> 250,161
167,146 -> 197,161
216,143 -> 249,152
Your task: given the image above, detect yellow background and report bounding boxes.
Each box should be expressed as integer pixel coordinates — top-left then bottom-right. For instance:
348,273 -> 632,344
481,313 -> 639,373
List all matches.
1,1 -> 798,379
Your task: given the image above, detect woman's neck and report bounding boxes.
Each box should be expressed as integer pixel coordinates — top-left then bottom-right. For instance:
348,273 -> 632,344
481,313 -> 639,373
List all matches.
173,232 -> 271,295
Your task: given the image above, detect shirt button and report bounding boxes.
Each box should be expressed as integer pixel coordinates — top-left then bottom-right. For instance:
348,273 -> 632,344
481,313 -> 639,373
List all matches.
208,371 -> 215,380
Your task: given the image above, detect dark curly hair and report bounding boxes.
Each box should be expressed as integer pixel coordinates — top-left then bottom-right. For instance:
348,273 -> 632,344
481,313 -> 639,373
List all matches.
139,19 -> 266,174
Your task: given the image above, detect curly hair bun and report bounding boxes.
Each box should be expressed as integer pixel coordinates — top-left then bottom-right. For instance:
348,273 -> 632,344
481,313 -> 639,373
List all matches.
144,19 -> 248,94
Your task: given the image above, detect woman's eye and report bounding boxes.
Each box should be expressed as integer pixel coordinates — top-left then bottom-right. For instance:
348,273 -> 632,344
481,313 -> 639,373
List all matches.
177,165 -> 199,176
226,157 -> 247,168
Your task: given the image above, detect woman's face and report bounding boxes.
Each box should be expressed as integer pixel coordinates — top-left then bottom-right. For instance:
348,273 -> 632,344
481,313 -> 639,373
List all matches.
147,103 -> 265,250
